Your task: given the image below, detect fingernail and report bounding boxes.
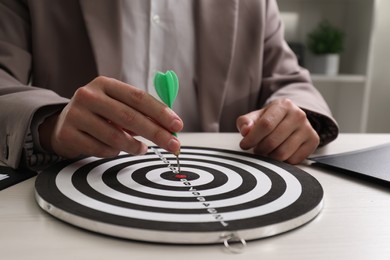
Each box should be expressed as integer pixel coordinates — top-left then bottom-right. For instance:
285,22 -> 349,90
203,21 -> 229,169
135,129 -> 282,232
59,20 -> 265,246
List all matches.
137,144 -> 148,155
167,138 -> 180,153
170,119 -> 182,133
240,124 -> 250,137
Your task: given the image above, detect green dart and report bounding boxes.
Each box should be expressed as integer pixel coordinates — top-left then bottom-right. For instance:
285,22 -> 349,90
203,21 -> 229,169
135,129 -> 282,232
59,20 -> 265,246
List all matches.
154,70 -> 179,110
154,70 -> 181,172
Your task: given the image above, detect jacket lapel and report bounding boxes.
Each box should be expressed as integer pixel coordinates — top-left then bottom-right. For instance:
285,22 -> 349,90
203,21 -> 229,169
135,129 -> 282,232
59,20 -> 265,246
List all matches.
195,0 -> 238,131
79,0 -> 122,79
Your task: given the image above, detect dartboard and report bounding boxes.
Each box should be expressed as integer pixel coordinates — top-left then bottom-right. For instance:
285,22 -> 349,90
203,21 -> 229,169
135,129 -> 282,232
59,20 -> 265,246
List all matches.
35,147 -> 323,244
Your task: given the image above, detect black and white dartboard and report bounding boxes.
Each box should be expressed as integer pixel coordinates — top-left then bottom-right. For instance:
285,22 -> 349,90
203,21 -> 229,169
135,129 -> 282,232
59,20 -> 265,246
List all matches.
35,147 -> 323,244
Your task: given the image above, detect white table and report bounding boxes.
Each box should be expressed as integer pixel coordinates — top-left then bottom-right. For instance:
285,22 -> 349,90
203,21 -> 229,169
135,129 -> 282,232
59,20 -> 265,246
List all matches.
1,133 -> 390,260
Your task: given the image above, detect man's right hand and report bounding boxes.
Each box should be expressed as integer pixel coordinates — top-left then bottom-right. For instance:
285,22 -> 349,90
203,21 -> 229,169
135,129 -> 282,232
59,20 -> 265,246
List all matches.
38,76 -> 183,159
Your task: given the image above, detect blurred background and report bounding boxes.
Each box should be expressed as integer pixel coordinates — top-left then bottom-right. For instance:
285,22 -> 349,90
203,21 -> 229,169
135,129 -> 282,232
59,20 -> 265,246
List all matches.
277,0 -> 390,133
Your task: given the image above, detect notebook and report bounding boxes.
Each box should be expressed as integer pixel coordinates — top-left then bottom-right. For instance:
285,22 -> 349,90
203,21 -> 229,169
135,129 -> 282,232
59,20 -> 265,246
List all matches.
0,165 -> 37,190
310,143 -> 390,186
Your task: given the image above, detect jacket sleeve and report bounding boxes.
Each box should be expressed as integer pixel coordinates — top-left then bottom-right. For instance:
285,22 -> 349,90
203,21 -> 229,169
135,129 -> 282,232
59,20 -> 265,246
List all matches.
260,0 -> 339,146
0,0 -> 68,168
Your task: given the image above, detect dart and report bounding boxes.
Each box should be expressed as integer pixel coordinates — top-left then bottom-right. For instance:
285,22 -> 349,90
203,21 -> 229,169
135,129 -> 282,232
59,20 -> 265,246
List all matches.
154,70 -> 181,172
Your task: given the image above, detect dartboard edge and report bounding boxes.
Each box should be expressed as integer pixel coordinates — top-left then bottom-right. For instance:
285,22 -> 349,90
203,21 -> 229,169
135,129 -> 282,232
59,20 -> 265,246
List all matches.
34,146 -> 324,244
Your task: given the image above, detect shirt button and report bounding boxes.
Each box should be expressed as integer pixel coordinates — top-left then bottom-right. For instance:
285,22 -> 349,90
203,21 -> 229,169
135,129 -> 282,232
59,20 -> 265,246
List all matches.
152,14 -> 161,24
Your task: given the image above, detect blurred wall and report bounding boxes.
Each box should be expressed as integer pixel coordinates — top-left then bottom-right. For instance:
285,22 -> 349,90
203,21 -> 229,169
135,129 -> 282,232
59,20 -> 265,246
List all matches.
365,0 -> 390,132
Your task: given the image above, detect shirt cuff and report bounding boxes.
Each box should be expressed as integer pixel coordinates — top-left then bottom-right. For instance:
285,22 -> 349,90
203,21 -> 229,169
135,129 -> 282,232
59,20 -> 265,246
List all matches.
304,109 -> 339,147
21,105 -> 65,170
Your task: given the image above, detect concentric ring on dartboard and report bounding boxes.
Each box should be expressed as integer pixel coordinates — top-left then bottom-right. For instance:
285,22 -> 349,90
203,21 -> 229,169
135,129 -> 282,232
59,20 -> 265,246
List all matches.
35,146 -> 324,244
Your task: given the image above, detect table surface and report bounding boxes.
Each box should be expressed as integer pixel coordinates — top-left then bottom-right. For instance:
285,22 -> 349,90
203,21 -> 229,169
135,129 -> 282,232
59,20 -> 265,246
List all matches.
1,133 -> 390,260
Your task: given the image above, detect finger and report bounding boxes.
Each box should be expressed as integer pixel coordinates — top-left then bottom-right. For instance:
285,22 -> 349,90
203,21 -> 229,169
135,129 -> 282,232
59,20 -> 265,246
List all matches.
52,125 -> 121,159
263,123 -> 320,164
285,139 -> 319,164
236,110 -> 262,137
265,134 -> 318,164
252,107 -> 305,155
261,130 -> 302,161
61,129 -> 147,158
97,100 -> 180,153
72,77 -> 182,153
94,77 -> 183,133
75,111 -> 148,155
56,100 -> 148,157
239,105 -> 286,150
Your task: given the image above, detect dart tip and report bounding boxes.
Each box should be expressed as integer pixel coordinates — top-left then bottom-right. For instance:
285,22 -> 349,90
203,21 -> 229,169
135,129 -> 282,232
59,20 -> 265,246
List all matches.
174,150 -> 181,173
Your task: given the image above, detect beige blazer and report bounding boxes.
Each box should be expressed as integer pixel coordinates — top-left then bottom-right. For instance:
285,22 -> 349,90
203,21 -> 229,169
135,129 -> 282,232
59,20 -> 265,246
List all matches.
0,0 -> 338,168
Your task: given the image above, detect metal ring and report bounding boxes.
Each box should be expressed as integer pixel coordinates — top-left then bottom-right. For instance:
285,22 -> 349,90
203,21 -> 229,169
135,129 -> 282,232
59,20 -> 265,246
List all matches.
221,233 -> 247,254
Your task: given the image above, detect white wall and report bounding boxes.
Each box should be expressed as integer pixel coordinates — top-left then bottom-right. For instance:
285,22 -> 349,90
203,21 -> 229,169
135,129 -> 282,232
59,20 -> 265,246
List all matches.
365,0 -> 390,132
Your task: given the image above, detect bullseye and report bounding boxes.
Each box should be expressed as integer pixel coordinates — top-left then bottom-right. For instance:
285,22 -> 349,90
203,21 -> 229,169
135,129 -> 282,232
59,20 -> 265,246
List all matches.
34,146 -> 324,245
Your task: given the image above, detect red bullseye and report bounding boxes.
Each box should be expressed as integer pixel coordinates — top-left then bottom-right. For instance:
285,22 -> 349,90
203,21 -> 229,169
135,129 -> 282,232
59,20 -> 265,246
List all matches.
175,174 -> 187,179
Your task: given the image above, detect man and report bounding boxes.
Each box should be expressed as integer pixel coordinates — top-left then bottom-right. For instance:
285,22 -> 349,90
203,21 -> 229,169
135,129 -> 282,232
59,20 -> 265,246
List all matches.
0,0 -> 338,170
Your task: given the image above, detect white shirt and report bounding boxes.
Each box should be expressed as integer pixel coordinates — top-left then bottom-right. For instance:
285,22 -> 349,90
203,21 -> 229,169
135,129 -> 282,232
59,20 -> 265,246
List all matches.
121,0 -> 201,131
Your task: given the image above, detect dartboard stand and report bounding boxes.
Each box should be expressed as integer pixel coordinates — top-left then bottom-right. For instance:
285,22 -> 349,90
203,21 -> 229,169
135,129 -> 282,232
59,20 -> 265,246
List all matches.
35,146 -> 323,247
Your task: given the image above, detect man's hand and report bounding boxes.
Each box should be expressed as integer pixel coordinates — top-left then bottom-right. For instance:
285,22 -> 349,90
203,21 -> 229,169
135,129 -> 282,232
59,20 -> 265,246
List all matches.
236,98 -> 320,164
39,76 -> 183,159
